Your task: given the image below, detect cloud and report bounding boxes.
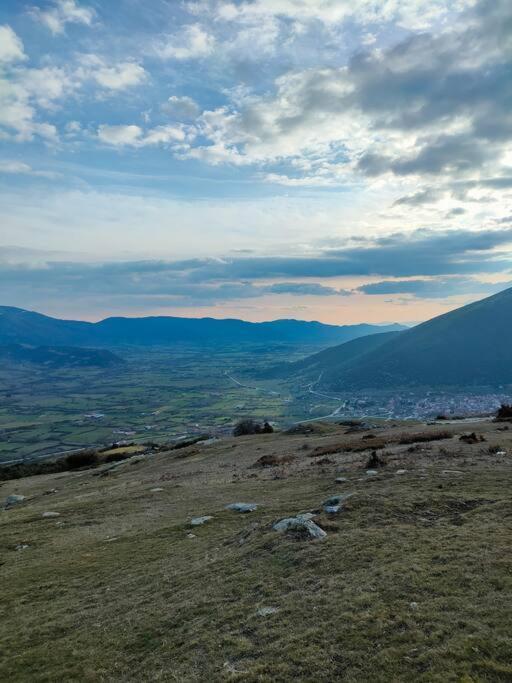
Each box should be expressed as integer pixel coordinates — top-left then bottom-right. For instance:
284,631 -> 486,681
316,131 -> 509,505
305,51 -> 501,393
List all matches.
0,25 -> 26,63
156,24 -> 215,60
0,160 -> 57,178
30,0 -> 95,35
97,123 -> 191,148
161,95 -> 200,120
76,55 -> 147,91
356,277 -> 507,299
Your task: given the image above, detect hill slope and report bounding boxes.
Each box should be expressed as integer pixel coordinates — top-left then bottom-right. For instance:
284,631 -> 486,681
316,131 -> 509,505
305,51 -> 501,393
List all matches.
312,286 -> 512,390
0,306 -> 404,348
1,419 -> 511,681
0,344 -> 124,369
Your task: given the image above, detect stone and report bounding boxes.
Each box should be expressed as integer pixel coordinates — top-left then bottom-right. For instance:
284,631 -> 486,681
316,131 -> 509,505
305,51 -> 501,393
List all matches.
190,516 -> 213,526
324,505 -> 341,514
257,606 -> 279,616
15,544 -> 30,551
5,494 -> 25,508
395,469 -> 407,475
273,516 -> 327,540
366,470 -> 378,476
226,503 -> 258,513
335,477 -> 348,483
150,487 -> 164,492
42,511 -> 60,518
187,533 -> 197,539
410,602 -> 419,610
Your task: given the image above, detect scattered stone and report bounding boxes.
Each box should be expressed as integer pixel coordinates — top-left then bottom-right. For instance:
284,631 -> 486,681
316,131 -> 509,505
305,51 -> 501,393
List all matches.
410,602 -> 419,610
257,606 -> 279,616
366,470 -> 378,476
187,533 -> 196,539
496,450 -> 507,456
150,487 -> 164,492
4,494 -> 25,508
322,493 -> 354,513
190,516 -> 213,526
43,489 -> 58,496
42,511 -> 60,518
226,503 -> 258,513
395,469 -> 407,475
15,544 -> 29,551
273,516 -> 327,540
335,477 -> 347,483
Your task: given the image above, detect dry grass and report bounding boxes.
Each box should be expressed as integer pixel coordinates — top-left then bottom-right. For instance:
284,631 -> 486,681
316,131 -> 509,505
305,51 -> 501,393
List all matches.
1,419 -> 511,682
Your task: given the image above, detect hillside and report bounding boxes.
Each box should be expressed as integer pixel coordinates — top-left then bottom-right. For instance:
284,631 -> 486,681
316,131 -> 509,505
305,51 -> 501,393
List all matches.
291,287 -> 512,390
0,344 -> 124,369
1,419 -> 511,681
0,306 -> 404,348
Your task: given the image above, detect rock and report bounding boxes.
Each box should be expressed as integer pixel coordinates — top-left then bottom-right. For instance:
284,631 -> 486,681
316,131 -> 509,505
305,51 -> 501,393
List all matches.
226,503 -> 258,513
496,450 -> 507,456
335,477 -> 347,483
15,544 -> 30,551
395,469 -> 407,475
150,487 -> 164,492
42,511 -> 60,518
190,516 -> 213,526
5,494 -> 25,508
273,516 -> 327,540
187,533 -> 196,539
257,606 -> 279,616
366,470 -> 378,476
322,492 -> 354,513
410,602 -> 419,610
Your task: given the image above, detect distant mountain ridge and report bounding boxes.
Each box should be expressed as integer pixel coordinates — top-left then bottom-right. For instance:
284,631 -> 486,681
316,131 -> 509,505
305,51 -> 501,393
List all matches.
0,306 -> 405,348
284,286 -> 512,389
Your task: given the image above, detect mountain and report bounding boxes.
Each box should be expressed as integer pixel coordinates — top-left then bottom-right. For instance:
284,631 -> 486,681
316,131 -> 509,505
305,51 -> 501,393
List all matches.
0,306 -> 405,348
0,344 -> 124,369
291,286 -> 512,390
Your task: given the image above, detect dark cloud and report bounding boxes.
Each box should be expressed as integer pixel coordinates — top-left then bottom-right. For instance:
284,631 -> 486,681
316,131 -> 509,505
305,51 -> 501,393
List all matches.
1,227 -> 511,311
356,277 -> 508,299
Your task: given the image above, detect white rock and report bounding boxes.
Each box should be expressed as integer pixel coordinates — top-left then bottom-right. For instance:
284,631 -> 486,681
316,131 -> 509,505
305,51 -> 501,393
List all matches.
150,488 -> 164,492
187,533 -> 197,539
335,477 -> 348,483
226,503 -> 258,513
395,469 -> 407,475
410,602 -> 419,610
15,544 -> 29,551
5,494 -> 25,508
257,606 -> 279,616
42,511 -> 60,518
366,470 -> 378,476
190,515 -> 213,526
273,516 -> 327,540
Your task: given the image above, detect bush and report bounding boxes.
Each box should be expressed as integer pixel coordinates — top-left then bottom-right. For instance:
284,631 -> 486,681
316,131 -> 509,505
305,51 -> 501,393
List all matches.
496,404 -> 512,419
64,450 -> 99,469
233,420 -> 274,437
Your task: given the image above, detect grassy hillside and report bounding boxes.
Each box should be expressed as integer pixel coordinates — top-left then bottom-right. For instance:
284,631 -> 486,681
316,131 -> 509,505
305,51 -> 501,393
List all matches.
0,344 -> 124,369
2,419 -> 511,681
302,287 -> 512,390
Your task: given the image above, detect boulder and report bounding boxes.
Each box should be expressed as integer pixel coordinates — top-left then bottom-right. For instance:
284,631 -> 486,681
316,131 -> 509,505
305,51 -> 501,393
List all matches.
273,516 -> 327,540
4,494 -> 25,508
226,503 -> 258,513
190,516 -> 213,526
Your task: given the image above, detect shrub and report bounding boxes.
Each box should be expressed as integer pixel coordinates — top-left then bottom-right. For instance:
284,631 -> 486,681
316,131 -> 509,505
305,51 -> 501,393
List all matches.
496,404 -> 512,419
64,450 -> 99,469
233,420 -> 274,437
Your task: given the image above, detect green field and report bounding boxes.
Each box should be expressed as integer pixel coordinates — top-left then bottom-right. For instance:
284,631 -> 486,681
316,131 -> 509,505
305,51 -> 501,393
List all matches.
0,345 -> 311,463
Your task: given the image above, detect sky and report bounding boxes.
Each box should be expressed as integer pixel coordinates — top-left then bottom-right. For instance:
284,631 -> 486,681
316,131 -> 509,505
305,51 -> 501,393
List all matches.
0,0 -> 511,324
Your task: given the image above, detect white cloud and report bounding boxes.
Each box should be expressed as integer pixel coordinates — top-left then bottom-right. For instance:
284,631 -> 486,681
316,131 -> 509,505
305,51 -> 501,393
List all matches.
202,0 -> 474,31
156,24 -> 215,60
161,95 -> 200,119
31,0 -> 95,35
77,55 -> 147,91
97,124 -> 143,146
0,160 -> 58,178
0,25 -> 26,63
97,123 -> 192,148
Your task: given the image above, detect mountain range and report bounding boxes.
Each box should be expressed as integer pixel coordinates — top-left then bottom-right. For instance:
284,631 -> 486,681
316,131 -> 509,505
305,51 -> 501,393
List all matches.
0,306 -> 404,348
279,286 -> 512,389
